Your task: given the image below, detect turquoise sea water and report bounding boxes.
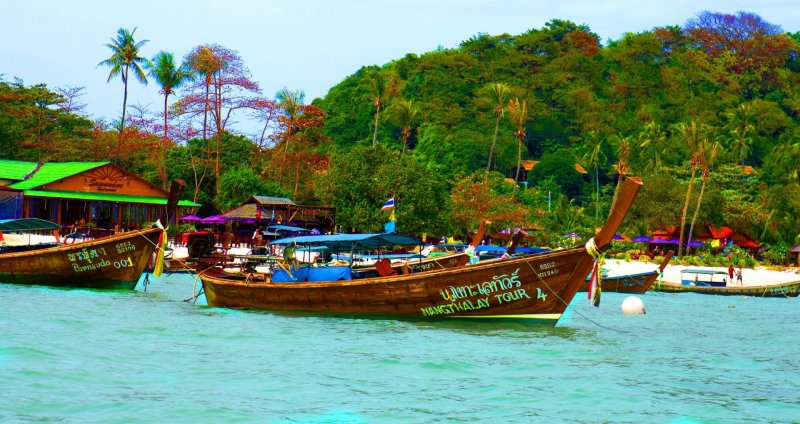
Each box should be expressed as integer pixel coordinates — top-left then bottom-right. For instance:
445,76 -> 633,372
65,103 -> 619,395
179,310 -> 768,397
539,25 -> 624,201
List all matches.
1,274 -> 798,423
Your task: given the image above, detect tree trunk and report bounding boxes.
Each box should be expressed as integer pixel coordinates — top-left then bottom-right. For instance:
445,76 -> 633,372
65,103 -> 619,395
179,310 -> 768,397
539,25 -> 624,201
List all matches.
372,105 -> 380,147
486,113 -> 501,174
595,165 -> 600,220
678,167 -> 697,257
117,66 -> 130,166
214,72 -> 222,194
162,92 -> 169,189
514,137 -> 522,184
686,172 -> 708,252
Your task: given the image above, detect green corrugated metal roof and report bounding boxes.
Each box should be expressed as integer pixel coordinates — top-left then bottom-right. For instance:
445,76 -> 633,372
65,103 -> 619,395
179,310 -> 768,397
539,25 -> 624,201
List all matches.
22,190 -> 201,207
0,218 -> 60,231
9,162 -> 109,189
0,160 -> 39,181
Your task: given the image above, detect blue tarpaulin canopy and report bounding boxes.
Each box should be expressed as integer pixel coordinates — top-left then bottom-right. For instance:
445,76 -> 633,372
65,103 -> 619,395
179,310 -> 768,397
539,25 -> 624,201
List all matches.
268,225 -> 310,232
0,218 -> 60,232
632,235 -> 652,243
270,233 -> 423,250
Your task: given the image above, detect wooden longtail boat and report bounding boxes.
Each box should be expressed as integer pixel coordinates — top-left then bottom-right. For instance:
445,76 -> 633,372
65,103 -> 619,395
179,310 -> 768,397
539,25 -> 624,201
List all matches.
653,279 -> 800,297
198,178 -> 642,324
578,251 -> 674,294
0,227 -> 163,289
0,180 -> 183,290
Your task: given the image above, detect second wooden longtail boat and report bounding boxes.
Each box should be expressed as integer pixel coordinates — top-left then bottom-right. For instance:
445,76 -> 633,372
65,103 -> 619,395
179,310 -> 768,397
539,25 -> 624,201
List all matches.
198,178 -> 643,324
0,180 -> 184,290
579,251 -> 674,294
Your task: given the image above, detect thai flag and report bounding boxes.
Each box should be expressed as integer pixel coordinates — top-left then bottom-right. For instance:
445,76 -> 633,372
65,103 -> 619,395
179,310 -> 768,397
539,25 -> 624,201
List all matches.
381,196 -> 395,211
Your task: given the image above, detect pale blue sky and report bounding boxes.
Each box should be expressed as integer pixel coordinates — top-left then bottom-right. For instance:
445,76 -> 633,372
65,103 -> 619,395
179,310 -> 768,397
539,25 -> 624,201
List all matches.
2,0 -> 798,136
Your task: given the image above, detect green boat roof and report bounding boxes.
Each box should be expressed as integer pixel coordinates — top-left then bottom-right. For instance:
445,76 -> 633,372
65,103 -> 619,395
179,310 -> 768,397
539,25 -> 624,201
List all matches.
0,160 -> 40,181
0,218 -> 60,232
9,162 -> 109,189
22,189 -> 201,207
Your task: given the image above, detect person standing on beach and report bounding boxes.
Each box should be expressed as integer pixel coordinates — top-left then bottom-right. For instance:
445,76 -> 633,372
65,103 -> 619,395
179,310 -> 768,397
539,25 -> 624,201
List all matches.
728,265 -> 734,282
736,266 -> 743,285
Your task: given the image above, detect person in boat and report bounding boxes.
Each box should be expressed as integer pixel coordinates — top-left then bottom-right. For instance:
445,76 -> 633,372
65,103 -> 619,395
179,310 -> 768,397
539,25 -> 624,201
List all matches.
252,226 -> 263,247
283,240 -> 299,269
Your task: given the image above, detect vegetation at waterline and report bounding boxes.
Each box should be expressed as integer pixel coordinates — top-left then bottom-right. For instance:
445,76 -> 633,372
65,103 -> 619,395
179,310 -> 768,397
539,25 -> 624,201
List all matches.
3,11 -> 800,263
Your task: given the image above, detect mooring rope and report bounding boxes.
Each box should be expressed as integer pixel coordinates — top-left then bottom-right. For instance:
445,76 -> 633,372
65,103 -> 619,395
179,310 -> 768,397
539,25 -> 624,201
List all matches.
521,237 -> 629,334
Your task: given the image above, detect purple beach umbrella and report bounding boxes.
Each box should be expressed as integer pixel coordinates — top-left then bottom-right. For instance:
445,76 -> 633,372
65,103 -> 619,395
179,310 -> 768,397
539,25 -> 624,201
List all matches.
179,214 -> 202,222
199,214 -> 227,225
632,235 -> 652,243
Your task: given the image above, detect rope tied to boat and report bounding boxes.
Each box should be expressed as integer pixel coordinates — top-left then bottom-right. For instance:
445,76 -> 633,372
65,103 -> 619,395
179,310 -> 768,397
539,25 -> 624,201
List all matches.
585,237 -> 604,307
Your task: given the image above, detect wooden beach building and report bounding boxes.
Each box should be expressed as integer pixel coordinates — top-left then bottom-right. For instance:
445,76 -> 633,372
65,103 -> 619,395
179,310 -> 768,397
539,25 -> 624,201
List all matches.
0,160 -> 200,233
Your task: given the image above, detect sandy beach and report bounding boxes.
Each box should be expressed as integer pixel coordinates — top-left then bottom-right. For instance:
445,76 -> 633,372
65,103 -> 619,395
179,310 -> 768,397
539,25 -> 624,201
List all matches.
604,258 -> 800,287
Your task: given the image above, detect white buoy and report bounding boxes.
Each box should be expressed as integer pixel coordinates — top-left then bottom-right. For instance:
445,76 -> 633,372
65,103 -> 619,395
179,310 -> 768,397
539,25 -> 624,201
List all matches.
621,296 -> 646,315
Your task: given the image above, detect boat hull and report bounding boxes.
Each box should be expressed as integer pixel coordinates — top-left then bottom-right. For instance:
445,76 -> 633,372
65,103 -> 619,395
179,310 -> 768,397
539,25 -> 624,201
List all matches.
579,272 -> 659,294
200,246 -> 597,325
0,228 -> 162,290
654,280 -> 800,297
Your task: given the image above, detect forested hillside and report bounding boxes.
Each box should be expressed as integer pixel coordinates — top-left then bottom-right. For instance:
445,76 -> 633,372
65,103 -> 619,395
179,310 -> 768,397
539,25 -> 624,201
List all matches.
3,11 -> 800,257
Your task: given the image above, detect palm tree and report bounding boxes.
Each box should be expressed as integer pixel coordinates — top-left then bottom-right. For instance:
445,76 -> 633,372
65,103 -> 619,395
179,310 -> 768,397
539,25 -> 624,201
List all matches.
98,27 -> 149,162
687,138 -> 722,250
483,83 -> 511,174
369,71 -> 388,147
771,131 -> 800,182
608,134 -> 632,217
386,99 -> 419,154
674,121 -> 707,257
147,51 -> 194,187
724,104 -> 756,166
639,121 -> 667,174
582,130 -> 607,220
276,88 -> 304,184
507,98 -> 528,186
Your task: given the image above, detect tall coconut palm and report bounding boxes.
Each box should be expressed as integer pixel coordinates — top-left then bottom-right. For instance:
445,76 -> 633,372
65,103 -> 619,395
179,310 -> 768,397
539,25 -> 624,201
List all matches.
639,121 -> 667,174
369,71 -> 387,147
147,51 -> 194,187
386,99 -> 419,154
608,134 -> 632,217
582,130 -> 607,220
687,138 -> 722,250
507,98 -> 528,186
276,88 -> 304,184
724,104 -> 756,166
674,121 -> 707,257
99,27 -> 149,163
772,131 -> 800,182
483,83 -> 510,175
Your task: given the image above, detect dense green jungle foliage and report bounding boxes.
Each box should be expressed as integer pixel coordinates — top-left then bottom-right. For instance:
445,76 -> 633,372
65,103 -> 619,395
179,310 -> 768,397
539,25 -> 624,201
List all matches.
3,12 -> 800,262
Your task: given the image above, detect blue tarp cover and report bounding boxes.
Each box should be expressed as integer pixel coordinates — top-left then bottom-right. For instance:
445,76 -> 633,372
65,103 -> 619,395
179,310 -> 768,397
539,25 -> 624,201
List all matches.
272,265 -> 352,282
270,233 -> 423,250
268,225 -> 310,232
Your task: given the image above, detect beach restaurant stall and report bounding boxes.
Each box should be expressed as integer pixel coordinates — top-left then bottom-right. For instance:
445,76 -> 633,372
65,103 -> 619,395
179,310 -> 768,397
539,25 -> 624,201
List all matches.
0,160 -> 200,234
222,196 -> 336,245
